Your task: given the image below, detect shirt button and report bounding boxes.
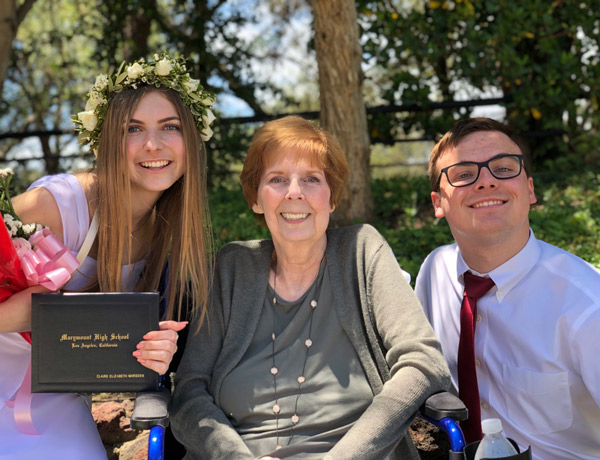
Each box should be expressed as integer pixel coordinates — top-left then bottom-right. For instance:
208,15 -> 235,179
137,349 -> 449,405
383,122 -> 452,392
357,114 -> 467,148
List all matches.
498,291 -> 504,298
476,315 -> 482,323
481,402 -> 489,410
475,359 -> 481,367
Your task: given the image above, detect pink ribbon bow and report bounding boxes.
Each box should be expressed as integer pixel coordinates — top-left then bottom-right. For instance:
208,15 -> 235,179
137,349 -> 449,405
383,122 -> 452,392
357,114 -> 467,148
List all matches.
14,229 -> 79,290
5,362 -> 38,435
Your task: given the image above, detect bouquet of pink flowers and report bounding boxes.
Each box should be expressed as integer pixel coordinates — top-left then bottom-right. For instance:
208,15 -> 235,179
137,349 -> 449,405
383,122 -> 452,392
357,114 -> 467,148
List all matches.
1,168 -> 79,340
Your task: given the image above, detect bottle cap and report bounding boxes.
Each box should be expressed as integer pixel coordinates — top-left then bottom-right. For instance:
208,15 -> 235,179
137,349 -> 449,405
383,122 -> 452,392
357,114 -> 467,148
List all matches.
481,418 -> 503,434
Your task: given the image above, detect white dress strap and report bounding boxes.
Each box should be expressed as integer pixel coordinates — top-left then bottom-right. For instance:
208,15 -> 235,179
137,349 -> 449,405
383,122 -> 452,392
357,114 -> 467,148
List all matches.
76,211 -> 98,265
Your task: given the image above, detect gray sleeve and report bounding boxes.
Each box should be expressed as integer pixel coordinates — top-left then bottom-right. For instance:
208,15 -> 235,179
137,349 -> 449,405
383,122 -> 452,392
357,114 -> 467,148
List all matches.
170,271 -> 256,460
327,235 -> 450,459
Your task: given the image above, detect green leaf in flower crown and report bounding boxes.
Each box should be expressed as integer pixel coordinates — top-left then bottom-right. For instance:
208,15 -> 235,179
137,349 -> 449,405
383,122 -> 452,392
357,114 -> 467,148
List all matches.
115,71 -> 128,85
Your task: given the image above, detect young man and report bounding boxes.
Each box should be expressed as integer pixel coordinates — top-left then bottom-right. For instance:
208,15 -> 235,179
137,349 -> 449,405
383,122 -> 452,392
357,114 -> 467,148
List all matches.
415,118 -> 600,460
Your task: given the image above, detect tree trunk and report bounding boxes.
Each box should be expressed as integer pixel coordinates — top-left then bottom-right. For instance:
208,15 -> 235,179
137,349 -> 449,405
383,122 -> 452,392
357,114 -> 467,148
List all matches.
0,0 -> 36,100
311,0 -> 374,225
0,0 -> 17,99
122,0 -> 154,61
39,135 -> 59,175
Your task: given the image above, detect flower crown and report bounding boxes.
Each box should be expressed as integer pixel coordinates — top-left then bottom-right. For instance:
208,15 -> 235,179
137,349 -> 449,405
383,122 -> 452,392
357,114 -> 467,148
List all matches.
72,52 -> 217,154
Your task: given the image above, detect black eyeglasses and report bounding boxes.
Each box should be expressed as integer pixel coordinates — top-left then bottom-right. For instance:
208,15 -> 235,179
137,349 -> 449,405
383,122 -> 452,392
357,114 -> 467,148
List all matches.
436,154 -> 524,189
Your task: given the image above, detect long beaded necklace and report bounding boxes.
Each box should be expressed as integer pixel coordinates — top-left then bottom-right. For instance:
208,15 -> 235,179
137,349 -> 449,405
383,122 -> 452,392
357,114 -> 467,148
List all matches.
269,255 -> 326,451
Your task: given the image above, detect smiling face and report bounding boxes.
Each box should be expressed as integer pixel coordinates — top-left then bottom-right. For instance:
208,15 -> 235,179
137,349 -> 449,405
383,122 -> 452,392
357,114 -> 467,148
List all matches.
431,130 -> 536,250
252,150 -> 334,250
126,91 -> 186,202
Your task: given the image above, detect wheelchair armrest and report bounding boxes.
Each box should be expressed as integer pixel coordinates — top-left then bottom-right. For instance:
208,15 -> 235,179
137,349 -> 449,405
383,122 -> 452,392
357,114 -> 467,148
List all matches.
420,391 -> 468,422
130,386 -> 170,430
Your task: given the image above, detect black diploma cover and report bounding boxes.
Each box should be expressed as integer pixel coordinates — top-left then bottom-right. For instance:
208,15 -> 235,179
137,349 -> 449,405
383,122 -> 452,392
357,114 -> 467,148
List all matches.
31,292 -> 159,393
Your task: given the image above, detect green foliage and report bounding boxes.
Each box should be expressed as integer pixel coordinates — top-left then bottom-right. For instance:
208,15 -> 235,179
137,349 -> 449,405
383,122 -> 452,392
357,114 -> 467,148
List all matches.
209,172 -> 600,284
207,122 -> 257,188
369,175 -> 453,280
1,0 -> 101,170
209,186 -> 270,251
93,0 -> 282,117
377,220 -> 453,284
530,171 -> 600,267
358,0 -> 600,167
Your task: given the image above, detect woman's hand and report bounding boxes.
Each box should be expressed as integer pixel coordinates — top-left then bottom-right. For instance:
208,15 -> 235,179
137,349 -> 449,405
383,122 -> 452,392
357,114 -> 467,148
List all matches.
132,320 -> 188,375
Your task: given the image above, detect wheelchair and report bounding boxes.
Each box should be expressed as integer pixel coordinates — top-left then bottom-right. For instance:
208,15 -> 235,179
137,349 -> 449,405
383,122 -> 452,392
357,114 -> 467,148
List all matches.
130,387 -> 170,460
131,390 -> 531,460
420,392 -> 532,460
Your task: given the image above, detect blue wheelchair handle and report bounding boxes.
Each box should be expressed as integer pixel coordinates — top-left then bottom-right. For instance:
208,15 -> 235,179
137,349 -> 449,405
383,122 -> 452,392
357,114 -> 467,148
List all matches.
421,414 -> 467,455
148,425 -> 165,460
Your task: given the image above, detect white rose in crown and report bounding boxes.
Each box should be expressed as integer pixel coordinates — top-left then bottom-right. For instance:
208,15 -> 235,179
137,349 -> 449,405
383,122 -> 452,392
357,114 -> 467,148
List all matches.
202,109 -> 216,126
155,59 -> 173,76
85,91 -> 104,111
184,78 -> 199,93
78,110 -> 98,132
127,62 -> 144,80
73,53 -> 217,152
200,125 -> 213,142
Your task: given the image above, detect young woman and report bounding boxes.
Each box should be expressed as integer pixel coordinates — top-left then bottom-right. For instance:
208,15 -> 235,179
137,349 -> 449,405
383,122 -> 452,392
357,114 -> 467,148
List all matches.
0,53 -> 215,459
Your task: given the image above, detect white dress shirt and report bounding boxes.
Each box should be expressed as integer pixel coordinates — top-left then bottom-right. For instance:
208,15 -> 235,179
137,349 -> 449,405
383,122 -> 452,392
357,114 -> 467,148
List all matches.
415,231 -> 600,460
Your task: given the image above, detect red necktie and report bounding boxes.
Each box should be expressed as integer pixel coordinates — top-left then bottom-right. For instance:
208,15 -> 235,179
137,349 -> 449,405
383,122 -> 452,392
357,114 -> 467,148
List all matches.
458,271 -> 495,443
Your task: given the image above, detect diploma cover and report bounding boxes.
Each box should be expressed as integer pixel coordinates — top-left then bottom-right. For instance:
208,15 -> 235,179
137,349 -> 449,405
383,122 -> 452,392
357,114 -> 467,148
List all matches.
31,292 -> 159,393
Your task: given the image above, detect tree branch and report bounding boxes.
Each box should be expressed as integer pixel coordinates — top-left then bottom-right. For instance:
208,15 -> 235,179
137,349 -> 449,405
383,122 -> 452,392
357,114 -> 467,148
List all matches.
16,0 -> 37,26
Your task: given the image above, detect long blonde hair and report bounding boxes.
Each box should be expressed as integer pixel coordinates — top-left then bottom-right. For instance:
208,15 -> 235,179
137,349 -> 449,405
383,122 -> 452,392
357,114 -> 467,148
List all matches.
93,85 -> 212,326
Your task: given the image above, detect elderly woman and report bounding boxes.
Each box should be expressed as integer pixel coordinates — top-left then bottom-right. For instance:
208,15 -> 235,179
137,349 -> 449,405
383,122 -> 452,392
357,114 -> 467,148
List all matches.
171,116 -> 450,460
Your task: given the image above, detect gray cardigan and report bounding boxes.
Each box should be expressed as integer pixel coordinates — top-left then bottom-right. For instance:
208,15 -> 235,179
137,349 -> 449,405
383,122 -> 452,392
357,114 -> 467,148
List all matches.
171,224 -> 450,459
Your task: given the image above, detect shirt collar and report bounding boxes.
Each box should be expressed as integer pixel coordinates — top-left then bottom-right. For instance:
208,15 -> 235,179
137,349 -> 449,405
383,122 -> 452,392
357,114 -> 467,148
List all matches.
456,229 -> 541,303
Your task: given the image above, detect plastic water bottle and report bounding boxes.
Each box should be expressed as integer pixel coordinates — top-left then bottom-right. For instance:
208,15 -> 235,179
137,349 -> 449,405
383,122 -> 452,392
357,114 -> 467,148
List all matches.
474,418 -> 518,459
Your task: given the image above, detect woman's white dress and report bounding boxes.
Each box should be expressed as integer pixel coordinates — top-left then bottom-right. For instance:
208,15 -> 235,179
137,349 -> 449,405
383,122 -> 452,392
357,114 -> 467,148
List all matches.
0,174 -> 145,459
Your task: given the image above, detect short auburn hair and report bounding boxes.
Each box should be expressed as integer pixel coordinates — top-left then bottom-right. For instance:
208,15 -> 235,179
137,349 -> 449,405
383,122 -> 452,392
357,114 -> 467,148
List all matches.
240,116 -> 349,208
428,117 -> 531,191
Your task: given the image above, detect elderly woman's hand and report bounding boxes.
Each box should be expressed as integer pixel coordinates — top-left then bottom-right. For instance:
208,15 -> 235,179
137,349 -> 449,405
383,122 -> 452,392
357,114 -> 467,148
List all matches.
132,320 -> 188,375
